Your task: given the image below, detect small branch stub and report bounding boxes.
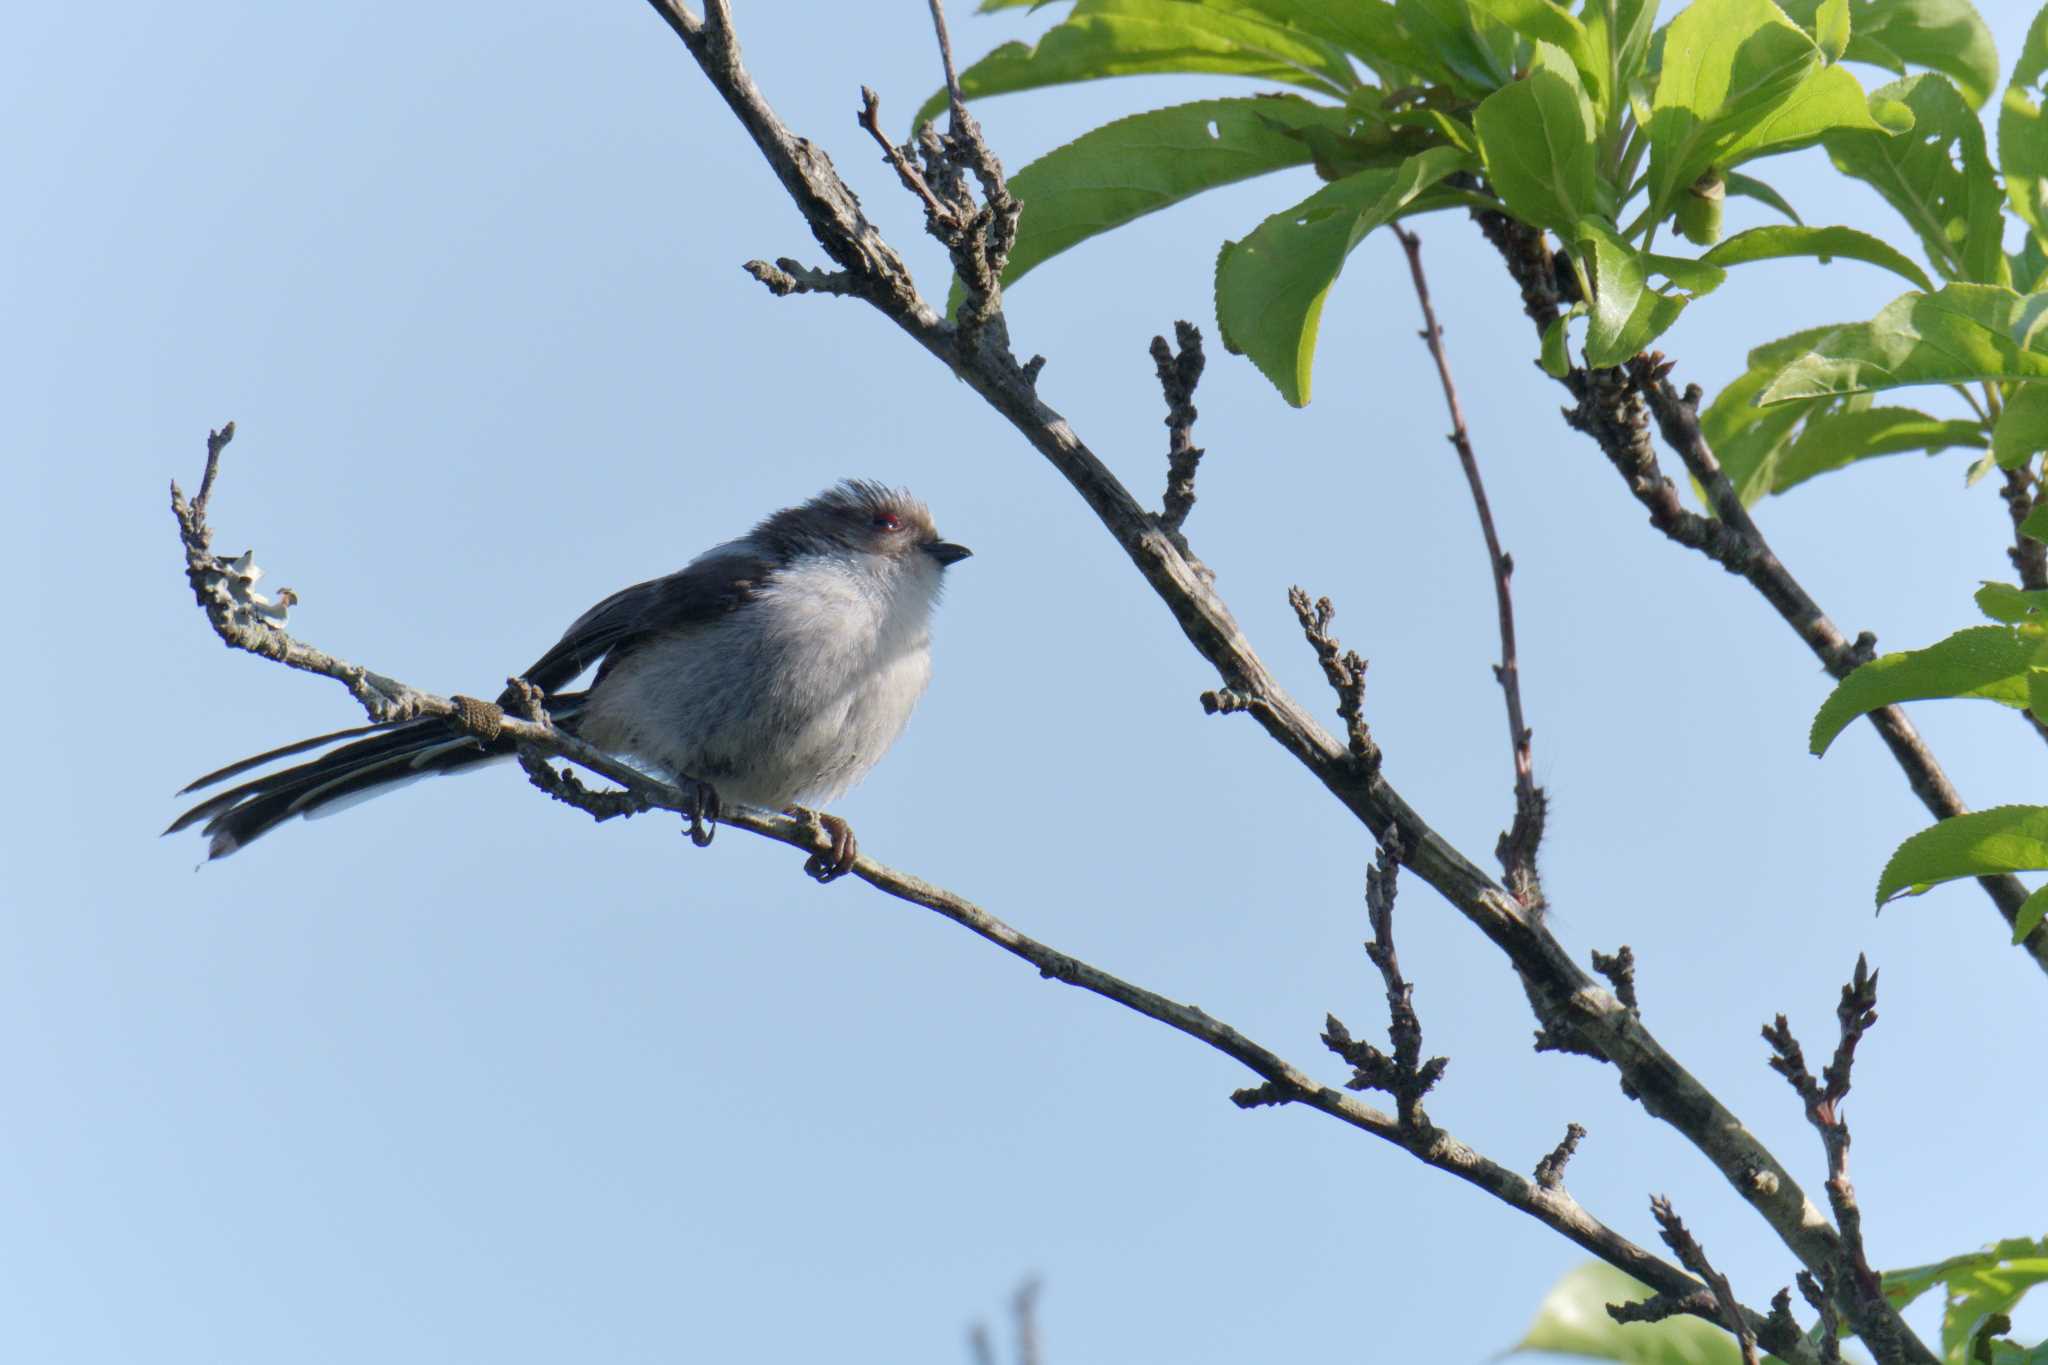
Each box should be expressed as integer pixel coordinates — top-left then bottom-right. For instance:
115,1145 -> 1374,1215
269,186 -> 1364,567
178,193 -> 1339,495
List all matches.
1151,320 -> 1206,541
1323,834 -> 1447,1132
1288,588 -> 1379,772
1533,1122 -> 1586,1191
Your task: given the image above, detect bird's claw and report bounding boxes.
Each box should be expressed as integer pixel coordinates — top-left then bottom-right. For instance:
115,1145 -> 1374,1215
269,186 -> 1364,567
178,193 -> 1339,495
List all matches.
683,778 -> 721,848
794,809 -> 857,883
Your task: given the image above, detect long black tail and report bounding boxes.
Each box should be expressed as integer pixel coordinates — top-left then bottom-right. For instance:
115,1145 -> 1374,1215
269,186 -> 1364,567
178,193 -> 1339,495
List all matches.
167,694 -> 585,860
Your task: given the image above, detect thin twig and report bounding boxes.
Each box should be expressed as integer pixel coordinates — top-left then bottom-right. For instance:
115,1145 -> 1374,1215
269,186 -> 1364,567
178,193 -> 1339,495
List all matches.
1765,956 -> 1898,1362
1393,225 -> 1544,911
1644,1196 -> 1761,1365
927,0 -> 966,110
1799,1270 -> 1844,1365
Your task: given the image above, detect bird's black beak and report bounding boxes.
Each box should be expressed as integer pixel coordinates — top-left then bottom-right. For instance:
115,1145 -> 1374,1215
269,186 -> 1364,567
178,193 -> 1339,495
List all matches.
925,540 -> 973,567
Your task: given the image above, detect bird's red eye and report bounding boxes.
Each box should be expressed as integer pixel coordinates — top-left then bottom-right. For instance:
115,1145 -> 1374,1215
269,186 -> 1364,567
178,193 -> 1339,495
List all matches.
872,512 -> 903,532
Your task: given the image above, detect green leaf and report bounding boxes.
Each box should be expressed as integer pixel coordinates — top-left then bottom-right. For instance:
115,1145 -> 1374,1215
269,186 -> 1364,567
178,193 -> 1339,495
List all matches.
2024,501 -> 2048,543
1577,218 -> 1726,367
1503,1261 -> 1745,1365
1222,0 -> 1446,79
1884,1240 -> 2048,1326
1724,170 -> 1803,222
1815,0 -> 1850,63
1770,405 -> 1985,490
1878,808 -> 2048,912
1541,300 -> 1588,377
1701,324 -> 1842,501
1604,0 -> 1664,112
1994,383 -> 2048,469
1826,73 -> 2007,285
2008,5 -> 2048,256
1975,581 -> 2048,623
1393,0 -> 1516,92
1811,623 -> 2048,755
1701,224 -> 1935,290
985,98 -> 1371,296
1760,286 -> 2048,404
2017,884 -> 2048,941
2017,234 -> 2048,293
1474,42 -> 1603,235
1852,0 -> 1999,108
915,0 -> 1360,127
1215,145 -> 1474,405
1775,0 -> 1999,106
1646,0 -> 1891,225
1470,0 -> 1608,105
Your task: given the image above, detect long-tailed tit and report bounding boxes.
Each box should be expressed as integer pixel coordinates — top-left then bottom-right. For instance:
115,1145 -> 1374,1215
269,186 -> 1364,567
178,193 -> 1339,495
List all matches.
169,481 -> 971,880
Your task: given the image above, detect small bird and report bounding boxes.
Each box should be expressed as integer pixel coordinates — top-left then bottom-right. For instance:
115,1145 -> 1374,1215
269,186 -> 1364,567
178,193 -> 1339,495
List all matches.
168,481 -> 971,878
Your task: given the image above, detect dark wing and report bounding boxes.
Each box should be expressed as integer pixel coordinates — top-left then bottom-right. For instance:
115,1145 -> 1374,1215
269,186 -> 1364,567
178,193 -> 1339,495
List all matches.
512,548 -> 776,696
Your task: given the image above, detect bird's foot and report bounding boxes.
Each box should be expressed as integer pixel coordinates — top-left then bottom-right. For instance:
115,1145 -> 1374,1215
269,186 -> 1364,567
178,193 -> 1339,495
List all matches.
681,778 -> 722,847
790,807 -> 857,883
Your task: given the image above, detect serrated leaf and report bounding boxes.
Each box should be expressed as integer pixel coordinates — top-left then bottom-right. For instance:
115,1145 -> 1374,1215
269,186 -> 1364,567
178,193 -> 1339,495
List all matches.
1215,145 -> 1473,405
1724,169 -> 1803,222
1701,324 -> 1842,501
1770,405 -> 1984,490
1701,224 -> 1935,290
2024,502 -> 2048,543
988,0 -> 1461,79
1994,383 -> 2048,469
1234,0 -> 1445,78
1811,623 -> 2048,755
1646,0 -> 1890,225
1504,1261 -> 1745,1365
1471,0 -> 1608,105
2006,5 -> 2048,253
2016,885 -> 2048,941
1853,0 -> 1998,107
1604,0 -> 1663,110
915,0 -> 1360,127
1826,73 -> 2006,285
1815,0 -> 1850,62
1577,218 -> 1725,366
1886,1240 -> 2048,1316
1878,808 -> 2048,909
1394,0 -> 1517,92
1474,42 -> 1603,235
1776,0 -> 1998,105
983,98 -> 1371,298
1541,300 -> 1587,376
1760,286 -> 2048,404
2017,234 -> 2048,293
1975,582 -> 2048,623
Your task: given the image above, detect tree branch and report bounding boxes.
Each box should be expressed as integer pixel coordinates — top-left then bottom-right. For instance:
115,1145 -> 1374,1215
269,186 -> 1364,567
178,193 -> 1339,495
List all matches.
171,423 -> 1790,1353
1392,224 -> 1545,912
1472,210 -> 2048,974
553,7 -> 1932,1356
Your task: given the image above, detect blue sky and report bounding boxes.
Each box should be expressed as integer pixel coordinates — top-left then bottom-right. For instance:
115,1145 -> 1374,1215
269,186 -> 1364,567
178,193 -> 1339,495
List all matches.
7,1 -> 2045,1361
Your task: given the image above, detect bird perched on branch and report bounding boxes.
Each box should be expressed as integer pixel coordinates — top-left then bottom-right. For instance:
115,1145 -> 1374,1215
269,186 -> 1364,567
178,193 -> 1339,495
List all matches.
169,481 -> 971,880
